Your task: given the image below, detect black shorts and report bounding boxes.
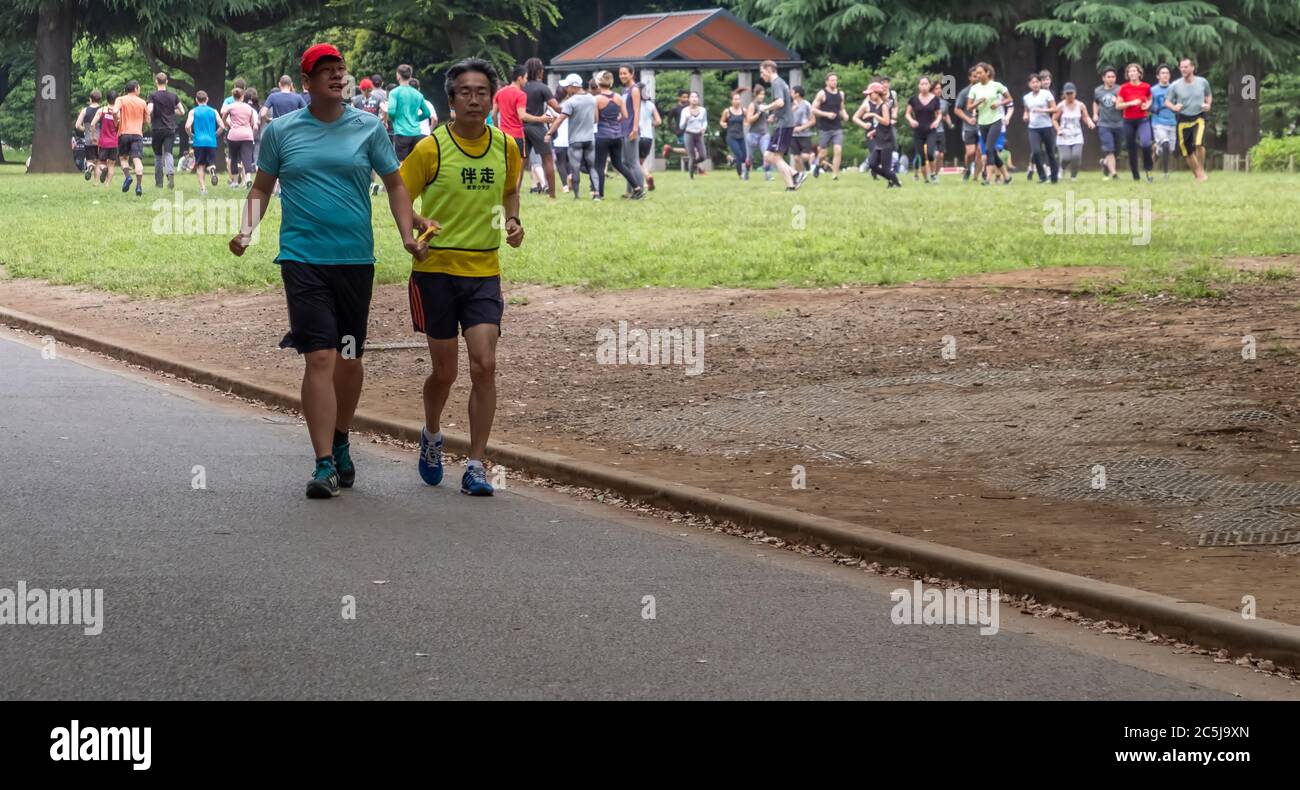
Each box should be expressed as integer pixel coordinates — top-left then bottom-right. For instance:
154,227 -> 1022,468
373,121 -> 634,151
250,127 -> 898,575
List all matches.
151,131 -> 175,155
638,137 -> 653,160
766,126 -> 793,154
915,128 -> 940,159
789,135 -> 814,155
193,146 -> 216,167
1176,114 -> 1206,157
84,144 -> 98,161
523,125 -> 552,157
511,137 -> 526,159
409,272 -> 503,340
97,147 -> 118,161
394,134 -> 425,161
962,125 -> 979,146
118,134 -> 144,159
278,262 -> 375,357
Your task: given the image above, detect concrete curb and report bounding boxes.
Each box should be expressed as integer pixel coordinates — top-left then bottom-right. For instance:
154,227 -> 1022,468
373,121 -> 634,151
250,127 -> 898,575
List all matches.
5,303 -> 1300,668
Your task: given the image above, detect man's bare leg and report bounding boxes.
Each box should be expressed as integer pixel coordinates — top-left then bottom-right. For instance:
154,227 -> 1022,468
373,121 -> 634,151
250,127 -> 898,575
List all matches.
463,324 -> 498,461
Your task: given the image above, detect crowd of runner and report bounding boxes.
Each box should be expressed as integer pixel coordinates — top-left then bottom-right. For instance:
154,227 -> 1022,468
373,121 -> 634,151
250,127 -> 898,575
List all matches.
70,55 -> 1214,201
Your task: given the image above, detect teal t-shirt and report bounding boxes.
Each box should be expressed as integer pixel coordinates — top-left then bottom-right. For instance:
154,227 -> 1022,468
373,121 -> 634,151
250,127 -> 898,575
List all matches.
256,105 -> 400,265
968,81 -> 1007,126
387,85 -> 430,137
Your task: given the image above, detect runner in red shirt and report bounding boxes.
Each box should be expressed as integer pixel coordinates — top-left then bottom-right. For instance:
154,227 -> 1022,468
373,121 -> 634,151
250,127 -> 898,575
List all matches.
1116,63 -> 1154,182
493,66 -> 527,164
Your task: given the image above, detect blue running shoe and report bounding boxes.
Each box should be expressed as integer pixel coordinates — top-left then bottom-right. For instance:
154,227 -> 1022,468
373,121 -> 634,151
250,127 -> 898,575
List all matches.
418,430 -> 443,486
305,457 -> 340,499
121,173 -> 133,193
461,464 -> 494,496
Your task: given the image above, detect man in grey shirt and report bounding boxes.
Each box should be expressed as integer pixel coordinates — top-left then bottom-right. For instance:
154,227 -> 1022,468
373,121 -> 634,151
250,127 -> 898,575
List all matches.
1165,57 -> 1212,181
1093,67 -> 1123,178
757,59 -> 804,190
548,74 -> 599,198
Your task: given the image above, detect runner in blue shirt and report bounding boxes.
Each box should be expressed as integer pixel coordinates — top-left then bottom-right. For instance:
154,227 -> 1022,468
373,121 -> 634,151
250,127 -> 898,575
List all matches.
1149,64 -> 1177,179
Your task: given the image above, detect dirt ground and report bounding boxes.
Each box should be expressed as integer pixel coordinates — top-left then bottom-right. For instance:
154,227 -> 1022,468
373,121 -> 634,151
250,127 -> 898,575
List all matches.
4,260 -> 1300,624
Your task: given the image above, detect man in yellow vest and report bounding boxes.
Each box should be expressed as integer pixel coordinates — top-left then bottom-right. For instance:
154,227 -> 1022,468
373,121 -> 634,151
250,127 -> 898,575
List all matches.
400,58 -> 524,496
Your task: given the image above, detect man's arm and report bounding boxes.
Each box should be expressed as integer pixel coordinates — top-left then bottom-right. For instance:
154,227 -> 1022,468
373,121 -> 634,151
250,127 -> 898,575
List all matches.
811,90 -> 831,119
380,170 -> 425,260
229,170 -> 278,255
502,172 -> 523,248
546,110 -> 569,137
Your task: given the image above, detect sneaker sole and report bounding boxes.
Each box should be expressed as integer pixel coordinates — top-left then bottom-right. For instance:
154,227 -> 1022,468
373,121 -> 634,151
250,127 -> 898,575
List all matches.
305,482 -> 341,499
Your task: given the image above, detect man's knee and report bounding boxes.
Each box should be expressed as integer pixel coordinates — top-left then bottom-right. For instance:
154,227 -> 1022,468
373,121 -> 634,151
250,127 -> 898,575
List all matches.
427,349 -> 458,386
467,350 -> 496,384
304,349 -> 335,376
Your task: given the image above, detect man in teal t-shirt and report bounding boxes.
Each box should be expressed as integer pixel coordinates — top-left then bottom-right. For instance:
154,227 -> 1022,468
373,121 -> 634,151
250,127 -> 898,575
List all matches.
228,43 -> 427,500
386,63 -> 431,161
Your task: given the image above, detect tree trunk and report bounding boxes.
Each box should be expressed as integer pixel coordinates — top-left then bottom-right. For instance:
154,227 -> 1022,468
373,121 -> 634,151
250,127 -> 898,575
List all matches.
152,30 -> 228,171
196,33 -> 229,172
30,0 -> 76,173
1227,54 -> 1261,157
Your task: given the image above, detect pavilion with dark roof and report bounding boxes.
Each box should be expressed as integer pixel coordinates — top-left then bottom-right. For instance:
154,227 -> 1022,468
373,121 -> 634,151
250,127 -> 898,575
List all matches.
549,7 -> 803,103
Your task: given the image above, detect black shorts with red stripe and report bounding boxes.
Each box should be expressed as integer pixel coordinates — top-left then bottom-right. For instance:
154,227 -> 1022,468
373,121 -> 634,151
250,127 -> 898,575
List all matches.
409,272 -> 503,341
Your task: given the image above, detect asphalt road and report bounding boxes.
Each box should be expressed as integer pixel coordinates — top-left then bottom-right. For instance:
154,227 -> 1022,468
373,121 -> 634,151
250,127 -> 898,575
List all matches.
0,334 -> 1232,700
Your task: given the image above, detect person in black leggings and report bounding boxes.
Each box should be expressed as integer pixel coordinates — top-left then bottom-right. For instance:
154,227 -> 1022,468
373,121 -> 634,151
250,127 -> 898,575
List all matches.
905,75 -> 942,183
854,82 -> 900,188
1022,72 -> 1059,183
592,70 -> 644,200
721,89 -> 748,177
968,62 -> 1013,185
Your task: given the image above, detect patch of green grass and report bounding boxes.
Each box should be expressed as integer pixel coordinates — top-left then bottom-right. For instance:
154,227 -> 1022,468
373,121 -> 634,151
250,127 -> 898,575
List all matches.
1076,258 -> 1291,300
1,168 -> 1297,298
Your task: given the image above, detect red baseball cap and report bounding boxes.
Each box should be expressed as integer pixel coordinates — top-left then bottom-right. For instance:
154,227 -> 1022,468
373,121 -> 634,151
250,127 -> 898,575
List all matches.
359,77 -> 374,91
301,43 -> 344,76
